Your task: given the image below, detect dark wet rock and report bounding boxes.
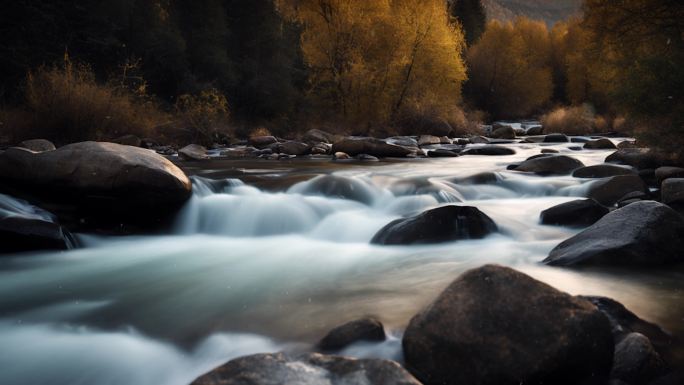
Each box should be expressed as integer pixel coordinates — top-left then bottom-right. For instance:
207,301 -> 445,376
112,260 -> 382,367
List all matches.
506,163 -> 520,170
639,169 -> 658,187
606,149 -> 670,170
617,140 -> 638,149
18,139 -> 56,152
453,172 -> 499,185
462,145 -> 515,156
371,205 -> 497,245
191,352 -> 421,385
544,133 -> 570,143
303,129 -> 336,144
318,318 -> 386,351
573,164 -> 637,178
617,191 -> 650,208
526,125 -> 543,135
544,201 -> 684,266
386,136 -> 419,147
418,135 -> 441,146
332,137 -> 411,158
541,148 -> 559,153
656,167 -> 684,183
585,138 -> 617,149
403,265 -> 614,385
540,199 -> 609,227
571,137 -> 590,143
297,175 -> 374,204
610,333 -> 669,385
661,178 -> 684,206
427,149 -> 459,158
277,141 -> 310,156
586,175 -> 648,206
490,124 -> 516,139
568,146 -> 583,151
357,154 -> 379,162
248,135 -> 278,148
514,155 -> 584,175
522,135 -> 546,143
525,153 -> 554,161
179,144 -> 209,160
0,195 -> 74,254
111,135 -> 141,147
220,147 -> 261,158
649,371 -> 684,385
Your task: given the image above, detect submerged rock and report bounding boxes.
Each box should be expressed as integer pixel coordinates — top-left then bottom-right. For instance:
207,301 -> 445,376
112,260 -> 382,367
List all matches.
370,205 -> 497,245
586,175 -> 648,206
332,137 -> 411,158
427,149 -> 459,157
318,318 -> 386,351
190,352 -> 421,385
544,201 -> 684,266
573,164 -> 637,178
402,265 -> 614,385
295,175 -> 375,204
18,139 -> 56,152
540,199 -> 609,227
461,145 -> 515,156
514,155 -> 584,175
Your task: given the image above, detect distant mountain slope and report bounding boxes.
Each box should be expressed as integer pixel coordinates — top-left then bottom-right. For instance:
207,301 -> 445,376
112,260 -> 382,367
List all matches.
483,0 -> 582,25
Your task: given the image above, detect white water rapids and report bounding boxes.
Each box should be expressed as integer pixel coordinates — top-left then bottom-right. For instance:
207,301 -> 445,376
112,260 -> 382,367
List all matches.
1,140 -> 682,385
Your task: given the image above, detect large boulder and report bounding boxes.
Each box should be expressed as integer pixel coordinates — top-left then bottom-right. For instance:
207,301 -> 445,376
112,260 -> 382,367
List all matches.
0,142 -> 192,231
606,148 -> 670,170
178,144 -> 209,160
402,265 -> 614,385
543,133 -> 570,143
526,125 -> 544,135
655,166 -> 684,183
661,178 -> 684,206
277,141 -> 311,156
332,138 -> 411,158
370,205 -> 497,245
586,175 -> 648,206
514,155 -> 584,175
191,352 -> 421,385
318,318 -> 386,351
490,124 -> 516,139
248,135 -> 278,148
573,164 -> 637,178
584,138 -> 617,149
462,145 -> 515,156
544,201 -> 684,266
540,199 -> 609,227
18,139 -> 56,152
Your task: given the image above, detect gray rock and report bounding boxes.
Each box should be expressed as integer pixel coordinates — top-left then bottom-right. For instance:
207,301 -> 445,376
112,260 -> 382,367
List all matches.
544,201 -> 684,266
371,205 -> 497,245
278,141 -> 310,156
179,144 -> 209,160
490,125 -> 516,139
318,318 -> 386,351
514,155 -> 584,175
526,125 -> 543,135
303,129 -> 336,144
248,135 -> 278,148
655,167 -> 684,183
661,178 -> 684,205
585,138 -> 617,149
540,199 -> 609,227
402,265 -> 614,385
18,139 -> 56,152
190,352 -> 421,385
297,175 -> 374,204
611,333 -> 668,385
427,149 -> 459,157
462,145 -> 515,156
468,135 -> 490,144
606,149 -> 670,170
587,175 -> 648,206
543,133 -> 570,143
417,135 -> 441,146
332,138 -> 411,158
573,164 -> 637,178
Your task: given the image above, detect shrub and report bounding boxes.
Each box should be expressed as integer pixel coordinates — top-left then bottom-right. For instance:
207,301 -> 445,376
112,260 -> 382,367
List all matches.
174,88 -> 231,145
540,105 -> 597,135
12,59 -> 167,144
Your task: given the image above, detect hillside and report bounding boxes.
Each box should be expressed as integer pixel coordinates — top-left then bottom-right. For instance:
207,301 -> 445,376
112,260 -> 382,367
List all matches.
483,0 -> 582,25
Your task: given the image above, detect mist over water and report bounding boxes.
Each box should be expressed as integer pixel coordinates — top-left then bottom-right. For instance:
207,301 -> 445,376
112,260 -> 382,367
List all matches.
1,140 -> 683,385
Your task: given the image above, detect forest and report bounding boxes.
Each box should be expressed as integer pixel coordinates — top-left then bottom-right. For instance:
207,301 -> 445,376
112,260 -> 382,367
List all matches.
0,0 -> 682,155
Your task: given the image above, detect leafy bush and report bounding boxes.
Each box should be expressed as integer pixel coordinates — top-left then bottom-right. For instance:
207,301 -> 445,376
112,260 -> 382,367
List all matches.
174,89 -> 231,145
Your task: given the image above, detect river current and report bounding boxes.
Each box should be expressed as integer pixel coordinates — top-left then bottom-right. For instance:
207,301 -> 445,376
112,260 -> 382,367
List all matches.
1,140 -> 682,385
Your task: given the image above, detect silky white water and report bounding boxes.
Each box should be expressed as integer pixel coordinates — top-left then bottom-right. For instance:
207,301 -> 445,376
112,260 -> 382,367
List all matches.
1,140 -> 682,385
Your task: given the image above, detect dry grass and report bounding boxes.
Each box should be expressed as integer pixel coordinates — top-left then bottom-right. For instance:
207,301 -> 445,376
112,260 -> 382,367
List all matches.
2,60 -> 168,145
173,88 -> 231,145
540,105 -> 597,135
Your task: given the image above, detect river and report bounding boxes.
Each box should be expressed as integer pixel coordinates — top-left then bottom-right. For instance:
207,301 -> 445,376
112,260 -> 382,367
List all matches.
1,140 -> 682,385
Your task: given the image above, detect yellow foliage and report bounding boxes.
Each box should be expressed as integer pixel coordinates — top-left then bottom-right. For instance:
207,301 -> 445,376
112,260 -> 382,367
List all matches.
466,18 -> 553,119
277,0 -> 467,132
174,89 -> 231,145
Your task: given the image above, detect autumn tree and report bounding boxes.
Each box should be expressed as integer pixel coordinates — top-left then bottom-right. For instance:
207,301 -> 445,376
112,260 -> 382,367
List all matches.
465,18 -> 553,118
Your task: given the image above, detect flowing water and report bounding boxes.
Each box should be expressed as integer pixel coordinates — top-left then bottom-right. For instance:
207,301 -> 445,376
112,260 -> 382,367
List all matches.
1,140 -> 683,385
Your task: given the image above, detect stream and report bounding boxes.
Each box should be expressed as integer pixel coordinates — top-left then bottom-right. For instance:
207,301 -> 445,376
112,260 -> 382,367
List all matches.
1,140 -> 683,385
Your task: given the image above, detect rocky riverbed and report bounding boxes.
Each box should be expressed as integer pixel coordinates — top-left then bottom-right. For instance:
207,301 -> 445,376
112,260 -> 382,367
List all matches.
1,124 -> 683,385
